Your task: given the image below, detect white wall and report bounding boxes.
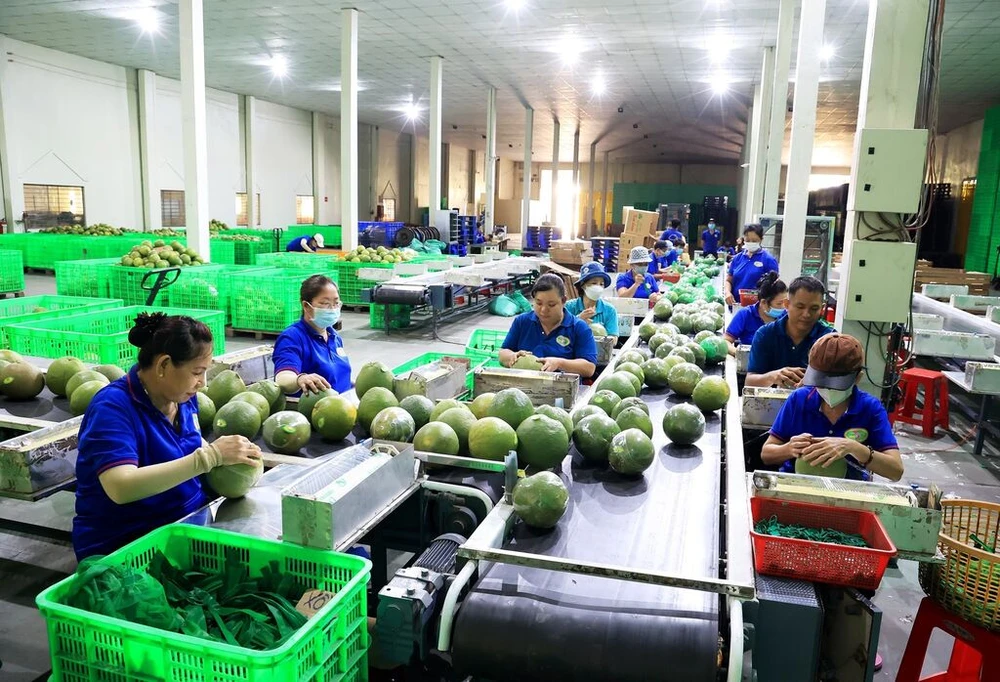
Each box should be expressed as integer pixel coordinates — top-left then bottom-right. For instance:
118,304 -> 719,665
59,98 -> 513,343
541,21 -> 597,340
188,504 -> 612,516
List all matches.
414,136 -> 430,209
377,128 -> 412,222
936,119 -> 983,190
253,100 -> 313,227
0,36 -> 140,227
320,115 -> 341,225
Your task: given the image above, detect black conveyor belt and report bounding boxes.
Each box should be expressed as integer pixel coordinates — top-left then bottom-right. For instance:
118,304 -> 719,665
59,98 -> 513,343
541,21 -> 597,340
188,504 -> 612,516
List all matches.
452,368 -> 723,681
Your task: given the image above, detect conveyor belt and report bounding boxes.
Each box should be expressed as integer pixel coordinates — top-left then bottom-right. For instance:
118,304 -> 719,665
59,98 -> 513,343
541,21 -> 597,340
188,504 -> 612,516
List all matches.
452,366 -> 724,681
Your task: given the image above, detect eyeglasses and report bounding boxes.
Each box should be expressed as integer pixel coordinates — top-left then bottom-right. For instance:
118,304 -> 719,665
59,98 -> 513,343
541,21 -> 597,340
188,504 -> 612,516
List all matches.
307,302 -> 342,311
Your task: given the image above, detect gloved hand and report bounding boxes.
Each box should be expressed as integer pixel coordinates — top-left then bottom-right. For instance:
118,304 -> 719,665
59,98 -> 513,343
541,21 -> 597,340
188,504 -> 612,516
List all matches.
190,436 -> 261,475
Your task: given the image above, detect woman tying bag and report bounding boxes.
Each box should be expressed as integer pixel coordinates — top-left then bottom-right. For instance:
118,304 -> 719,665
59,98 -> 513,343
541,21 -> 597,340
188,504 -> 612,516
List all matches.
723,271 -> 787,355
565,262 -> 619,336
73,313 -> 261,560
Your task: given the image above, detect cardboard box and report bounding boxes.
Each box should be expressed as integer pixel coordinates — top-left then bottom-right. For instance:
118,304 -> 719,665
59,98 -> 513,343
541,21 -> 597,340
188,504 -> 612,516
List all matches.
540,261 -> 580,296
623,209 -> 659,236
619,231 -> 655,257
549,240 -> 593,267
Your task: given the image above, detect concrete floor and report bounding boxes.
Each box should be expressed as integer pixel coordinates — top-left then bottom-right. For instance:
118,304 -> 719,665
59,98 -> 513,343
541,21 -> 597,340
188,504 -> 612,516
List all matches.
2,273 -> 999,680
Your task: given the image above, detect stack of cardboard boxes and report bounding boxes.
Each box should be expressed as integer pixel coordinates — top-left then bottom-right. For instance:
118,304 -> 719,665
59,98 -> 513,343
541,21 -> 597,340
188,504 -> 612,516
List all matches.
548,240 -> 593,267
620,209 -> 659,256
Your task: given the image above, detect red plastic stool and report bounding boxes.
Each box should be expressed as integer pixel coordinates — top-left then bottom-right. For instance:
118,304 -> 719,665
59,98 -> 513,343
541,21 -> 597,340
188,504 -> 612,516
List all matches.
896,598 -> 1000,681
890,368 -> 949,438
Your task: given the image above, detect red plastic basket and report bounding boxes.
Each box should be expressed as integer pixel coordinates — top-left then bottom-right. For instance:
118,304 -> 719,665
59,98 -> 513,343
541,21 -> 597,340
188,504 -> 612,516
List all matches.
750,497 -> 897,590
738,289 -> 759,306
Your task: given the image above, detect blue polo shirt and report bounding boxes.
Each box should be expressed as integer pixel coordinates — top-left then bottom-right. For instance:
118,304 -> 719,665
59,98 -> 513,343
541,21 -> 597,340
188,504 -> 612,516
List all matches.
747,317 -> 834,375
725,305 -> 778,345
273,319 -> 352,393
770,386 -> 899,481
285,237 -> 313,252
564,297 -> 619,336
728,249 -> 779,293
615,270 -> 659,300
702,228 -> 722,255
647,250 -> 678,274
661,229 -> 684,243
73,367 -> 207,560
501,310 -> 598,364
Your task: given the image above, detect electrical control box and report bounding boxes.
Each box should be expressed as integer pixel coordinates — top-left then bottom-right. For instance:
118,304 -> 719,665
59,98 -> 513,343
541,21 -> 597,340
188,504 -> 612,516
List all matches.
849,128 -> 929,214
842,240 -> 918,323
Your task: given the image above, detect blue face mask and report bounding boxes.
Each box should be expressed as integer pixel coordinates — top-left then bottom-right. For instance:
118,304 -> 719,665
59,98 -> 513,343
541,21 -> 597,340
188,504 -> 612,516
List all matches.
765,306 -> 783,318
308,303 -> 341,328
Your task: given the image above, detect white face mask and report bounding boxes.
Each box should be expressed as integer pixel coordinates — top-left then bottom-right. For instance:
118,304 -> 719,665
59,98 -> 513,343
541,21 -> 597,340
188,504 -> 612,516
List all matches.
584,285 -> 606,300
817,387 -> 853,407
632,265 -> 647,275
744,241 -> 762,253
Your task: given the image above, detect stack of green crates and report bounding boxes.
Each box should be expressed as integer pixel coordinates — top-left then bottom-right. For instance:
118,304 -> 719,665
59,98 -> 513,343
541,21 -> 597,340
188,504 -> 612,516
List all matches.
0,249 -> 25,295
329,260 -> 394,306
966,105 -> 1000,274
232,237 -> 280,265
209,238 -> 236,265
0,295 -> 122,348
109,263 -> 228,307
230,267 -> 339,333
256,252 -> 341,269
5,305 -> 226,369
369,303 -> 412,330
465,328 -> 509,362
55,258 -> 121,298
391,351 -> 500,397
165,264 -> 263,323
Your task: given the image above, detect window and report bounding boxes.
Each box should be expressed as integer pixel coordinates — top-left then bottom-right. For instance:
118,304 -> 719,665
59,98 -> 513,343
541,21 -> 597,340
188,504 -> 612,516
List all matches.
295,195 -> 315,224
161,190 -> 185,227
23,184 -> 85,229
236,192 -> 261,226
381,198 -> 396,222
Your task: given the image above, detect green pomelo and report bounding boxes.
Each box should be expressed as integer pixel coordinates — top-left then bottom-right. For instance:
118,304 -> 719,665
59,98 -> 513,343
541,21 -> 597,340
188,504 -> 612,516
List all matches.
354,361 -> 395,399
262,411 -> 311,454
196,392 -> 217,432
662,355 -> 686,372
667,362 -> 704,397
249,380 -> 286,413
694,330 -> 715,343
572,413 -> 621,462
413,422 -> 460,455
668,346 -> 697,365
700,337 -> 730,365
213,401 -> 262,439
658,323 -> 681,336
616,350 -> 648,367
470,392 -> 495,419
93,364 -> 127,382
672,312 -> 694,334
535,404 -> 573,440
430,398 -> 468,422
358,386 -> 399,431
69,379 -> 107,415
589,322 -> 608,338
1,362 -> 45,401
513,471 -> 569,529
615,362 -> 645,388
205,459 -> 263,499
571,404 -> 606,426
513,354 -> 544,371
46,357 -> 87,397
488,388 -> 534,429
648,333 -> 672,355
652,299 -> 673,321
230,391 -> 271,423
0,350 -> 24,363
206,369 -> 246,409
516,414 -> 570,469
370,406 -> 416,442
637,322 -> 659,342
692,376 -> 731,412
662,403 -> 706,446
596,372 -> 638,400
66,371 -> 109,401
653,341 -> 679,359
795,456 -> 849,479
297,388 -> 338,421
589,389 -> 622,417
615,407 -> 654,438
611,397 -> 649,419
468,416 -> 519,461
640,358 -> 672,389
437,407 -> 477,454
609,428 -> 656,475
312,395 -> 357,440
684,342 -> 707,367
399,394 -> 435,430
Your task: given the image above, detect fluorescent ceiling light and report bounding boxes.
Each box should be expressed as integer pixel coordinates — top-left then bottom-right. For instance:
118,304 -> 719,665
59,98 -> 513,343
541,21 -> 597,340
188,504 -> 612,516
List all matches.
558,35 -> 584,67
505,0 -> 526,11
134,8 -> 159,34
269,55 -> 288,78
591,74 -> 606,96
820,43 -> 836,61
404,101 -> 421,121
711,74 -> 730,96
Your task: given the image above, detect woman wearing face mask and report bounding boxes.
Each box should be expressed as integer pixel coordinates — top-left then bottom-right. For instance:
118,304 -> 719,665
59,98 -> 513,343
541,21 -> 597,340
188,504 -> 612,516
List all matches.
615,246 -> 662,303
565,262 -> 619,335
724,224 -> 779,306
723,271 -> 787,355
761,334 -> 903,481
273,274 -> 352,396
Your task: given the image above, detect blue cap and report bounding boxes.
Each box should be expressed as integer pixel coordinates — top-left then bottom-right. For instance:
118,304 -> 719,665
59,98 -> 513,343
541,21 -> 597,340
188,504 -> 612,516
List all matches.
576,261 -> 611,287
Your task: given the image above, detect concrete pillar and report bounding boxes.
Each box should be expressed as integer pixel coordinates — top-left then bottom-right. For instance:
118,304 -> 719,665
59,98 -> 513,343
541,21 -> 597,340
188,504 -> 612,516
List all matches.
600,151 -> 610,235
549,121 -> 561,225
242,95 -> 256,229
409,133 -> 418,222
312,112 -> 323,225
779,0 -> 826,282
341,8 -> 359,250
571,128 -> 580,238
747,47 -> 774,222
0,38 -> 13,230
484,86 -> 497,233
429,56 -> 443,215
370,125 -> 379,220
137,69 -> 158,231
521,107 -> 533,233
587,142 -> 596,239
762,0 -> 796,215
179,0 -> 209,257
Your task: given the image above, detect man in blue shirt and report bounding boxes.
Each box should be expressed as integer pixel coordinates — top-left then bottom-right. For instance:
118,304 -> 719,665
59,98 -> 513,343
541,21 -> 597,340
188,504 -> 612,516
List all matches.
286,233 -> 325,252
701,220 -> 722,257
762,334 -> 903,482
647,240 -> 678,277
660,219 -> 685,245
746,276 -> 833,388
616,246 -> 662,302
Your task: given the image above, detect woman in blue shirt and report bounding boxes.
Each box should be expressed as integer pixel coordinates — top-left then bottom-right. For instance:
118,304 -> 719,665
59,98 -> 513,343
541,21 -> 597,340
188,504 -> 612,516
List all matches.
724,224 -> 779,306
723,271 -> 787,354
73,313 -> 261,560
500,274 -> 598,378
565,262 -> 619,336
615,246 -> 662,303
273,275 -> 352,395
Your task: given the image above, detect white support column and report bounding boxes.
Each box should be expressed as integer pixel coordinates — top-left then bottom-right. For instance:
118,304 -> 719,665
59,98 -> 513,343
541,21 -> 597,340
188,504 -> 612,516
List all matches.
484,86 -> 497,233
587,142 -> 596,238
600,151 -> 610,235
779,0 -> 826,282
747,47 -> 774,222
0,38 -> 13,230
571,128 -> 580,238
521,107 -> 533,233
341,8 -> 359,250
370,125 -> 379,220
137,69 -> 158,231
179,0 -> 210,258
312,112 -> 323,225
243,95 -> 256,229
429,56 -> 443,216
409,133 -> 418,222
549,121 -> 560,224
762,0 -> 796,215
743,90 -> 761,224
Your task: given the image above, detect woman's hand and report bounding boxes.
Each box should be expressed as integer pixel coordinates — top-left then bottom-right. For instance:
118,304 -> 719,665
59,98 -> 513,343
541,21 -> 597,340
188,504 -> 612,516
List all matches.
649,292 -> 662,304
213,435 -> 262,467
577,307 -> 596,321
801,437 -> 863,468
787,433 -> 814,459
725,290 -> 736,306
297,373 -> 331,394
540,357 -> 563,372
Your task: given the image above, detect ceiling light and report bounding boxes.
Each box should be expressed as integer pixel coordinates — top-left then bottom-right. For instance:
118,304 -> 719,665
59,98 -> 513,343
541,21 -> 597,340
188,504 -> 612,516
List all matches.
505,0 -> 526,11
134,8 -> 159,34
711,74 -> 730,96
404,101 -> 421,122
558,35 -> 584,67
591,74 -> 606,96
269,55 -> 288,78
820,43 -> 836,61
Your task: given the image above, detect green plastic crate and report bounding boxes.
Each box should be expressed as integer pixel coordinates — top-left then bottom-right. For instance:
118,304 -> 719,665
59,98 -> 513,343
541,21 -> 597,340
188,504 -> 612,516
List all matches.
209,238 -> 236,265
256,252 -> 342,270
54,258 -> 121,298
369,303 -> 412,330
0,295 -> 123,349
232,236 -> 280,265
5,305 -> 226,368
22,234 -> 71,269
166,264 -> 263,323
328,261 -> 394,307
36,524 -> 370,682
0,249 -> 24,294
392,351 -> 492,395
109,264 -> 226,307
465,327 -> 509,361
230,267 -> 339,333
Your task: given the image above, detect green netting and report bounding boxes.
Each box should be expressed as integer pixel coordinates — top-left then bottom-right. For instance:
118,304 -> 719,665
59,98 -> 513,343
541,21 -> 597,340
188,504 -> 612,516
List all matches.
753,516 -> 868,548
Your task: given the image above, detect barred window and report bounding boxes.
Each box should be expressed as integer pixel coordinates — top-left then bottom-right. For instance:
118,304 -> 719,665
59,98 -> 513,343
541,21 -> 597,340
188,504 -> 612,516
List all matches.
161,190 -> 185,227
296,195 -> 314,224
236,192 -> 261,226
23,184 -> 85,229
